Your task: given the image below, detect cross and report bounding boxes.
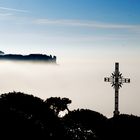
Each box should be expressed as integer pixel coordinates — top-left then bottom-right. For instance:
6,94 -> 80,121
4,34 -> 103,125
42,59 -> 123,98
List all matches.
104,62 -> 130,116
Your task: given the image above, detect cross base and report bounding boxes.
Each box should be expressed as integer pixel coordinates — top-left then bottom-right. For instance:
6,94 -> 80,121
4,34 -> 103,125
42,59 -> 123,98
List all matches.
113,110 -> 120,116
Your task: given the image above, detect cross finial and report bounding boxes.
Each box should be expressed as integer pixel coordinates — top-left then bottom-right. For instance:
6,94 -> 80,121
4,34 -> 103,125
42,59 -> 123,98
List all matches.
104,62 -> 130,116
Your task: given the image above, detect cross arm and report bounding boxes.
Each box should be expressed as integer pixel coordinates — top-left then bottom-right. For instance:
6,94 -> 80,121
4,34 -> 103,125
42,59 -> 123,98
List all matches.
104,77 -> 113,82
122,78 -> 130,83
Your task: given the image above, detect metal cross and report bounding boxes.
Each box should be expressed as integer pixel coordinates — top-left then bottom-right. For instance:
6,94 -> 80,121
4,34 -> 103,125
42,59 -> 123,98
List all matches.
104,62 -> 130,116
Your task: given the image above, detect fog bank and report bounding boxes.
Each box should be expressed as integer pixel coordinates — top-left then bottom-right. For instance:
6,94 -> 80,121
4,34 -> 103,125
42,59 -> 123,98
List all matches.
0,60 -> 138,117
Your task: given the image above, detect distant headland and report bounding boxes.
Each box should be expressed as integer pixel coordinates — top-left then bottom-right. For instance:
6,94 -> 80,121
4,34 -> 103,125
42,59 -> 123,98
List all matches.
0,51 -> 57,63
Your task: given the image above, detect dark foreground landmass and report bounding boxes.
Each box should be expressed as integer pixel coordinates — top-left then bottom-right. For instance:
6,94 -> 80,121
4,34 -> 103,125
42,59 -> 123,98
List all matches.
0,51 -> 56,63
0,91 -> 139,140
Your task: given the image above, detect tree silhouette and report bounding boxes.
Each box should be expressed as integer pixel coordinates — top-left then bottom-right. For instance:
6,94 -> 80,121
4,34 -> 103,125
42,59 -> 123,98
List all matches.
63,109 -> 107,140
0,92 -> 62,139
104,114 -> 140,140
45,97 -> 72,116
0,91 -> 140,140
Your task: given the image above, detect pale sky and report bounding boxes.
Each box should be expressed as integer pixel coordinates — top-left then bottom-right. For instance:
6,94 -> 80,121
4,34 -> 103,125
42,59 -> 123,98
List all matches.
0,0 -> 140,117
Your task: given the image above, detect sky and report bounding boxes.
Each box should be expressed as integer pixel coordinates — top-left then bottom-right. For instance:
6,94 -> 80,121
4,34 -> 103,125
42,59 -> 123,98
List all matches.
0,0 -> 140,117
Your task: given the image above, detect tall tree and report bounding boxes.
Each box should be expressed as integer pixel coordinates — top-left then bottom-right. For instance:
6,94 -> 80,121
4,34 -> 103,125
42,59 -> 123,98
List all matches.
45,97 -> 71,116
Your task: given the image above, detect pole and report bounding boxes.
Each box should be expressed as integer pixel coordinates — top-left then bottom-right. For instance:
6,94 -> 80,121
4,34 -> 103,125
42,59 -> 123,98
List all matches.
114,63 -> 120,116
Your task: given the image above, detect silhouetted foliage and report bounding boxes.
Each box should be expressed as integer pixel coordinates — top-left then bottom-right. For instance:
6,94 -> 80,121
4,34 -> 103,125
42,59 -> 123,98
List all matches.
0,91 -> 140,140
104,114 -> 140,140
45,97 -> 71,116
63,109 -> 107,140
0,92 -> 63,139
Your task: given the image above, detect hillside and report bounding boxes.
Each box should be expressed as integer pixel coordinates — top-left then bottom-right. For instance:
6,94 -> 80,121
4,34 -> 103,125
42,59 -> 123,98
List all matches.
0,51 -> 57,63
